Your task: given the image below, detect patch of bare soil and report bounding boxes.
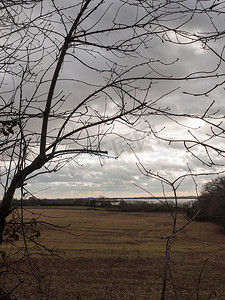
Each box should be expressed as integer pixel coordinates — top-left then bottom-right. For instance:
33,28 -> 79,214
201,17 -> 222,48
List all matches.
1,253 -> 225,300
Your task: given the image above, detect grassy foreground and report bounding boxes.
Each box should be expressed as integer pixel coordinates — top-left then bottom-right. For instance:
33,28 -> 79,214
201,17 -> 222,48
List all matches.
1,208 -> 225,299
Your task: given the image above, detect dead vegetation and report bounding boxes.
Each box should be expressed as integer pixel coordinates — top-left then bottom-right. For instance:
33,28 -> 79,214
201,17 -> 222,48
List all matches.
1,208 -> 225,299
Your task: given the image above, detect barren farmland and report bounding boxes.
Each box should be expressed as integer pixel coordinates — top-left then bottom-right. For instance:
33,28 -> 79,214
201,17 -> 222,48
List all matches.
1,208 -> 225,299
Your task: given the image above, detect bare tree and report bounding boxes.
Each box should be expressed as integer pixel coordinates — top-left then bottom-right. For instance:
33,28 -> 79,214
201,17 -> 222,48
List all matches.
0,0 -> 224,297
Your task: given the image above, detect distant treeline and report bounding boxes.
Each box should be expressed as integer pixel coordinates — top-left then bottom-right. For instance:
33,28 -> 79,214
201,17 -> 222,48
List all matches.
8,196 -> 196,213
10,196 -> 196,206
11,197 -> 90,207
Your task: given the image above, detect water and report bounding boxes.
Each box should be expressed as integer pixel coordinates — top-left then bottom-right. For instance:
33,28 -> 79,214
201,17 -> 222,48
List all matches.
119,198 -> 196,204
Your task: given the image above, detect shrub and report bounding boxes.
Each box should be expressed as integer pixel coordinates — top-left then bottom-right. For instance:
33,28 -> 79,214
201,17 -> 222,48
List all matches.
187,177 -> 225,228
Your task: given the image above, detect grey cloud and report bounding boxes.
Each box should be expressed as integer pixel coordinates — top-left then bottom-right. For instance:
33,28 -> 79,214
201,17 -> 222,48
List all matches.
5,1 -> 225,199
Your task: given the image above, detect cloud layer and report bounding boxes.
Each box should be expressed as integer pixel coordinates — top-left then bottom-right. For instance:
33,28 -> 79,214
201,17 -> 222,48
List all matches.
2,0 -> 225,199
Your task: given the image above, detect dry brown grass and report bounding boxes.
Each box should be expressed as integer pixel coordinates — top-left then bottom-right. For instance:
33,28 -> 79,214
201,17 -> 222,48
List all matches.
1,208 -> 225,299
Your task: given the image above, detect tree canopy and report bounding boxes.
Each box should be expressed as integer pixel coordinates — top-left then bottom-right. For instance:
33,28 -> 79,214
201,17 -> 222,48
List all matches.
188,176 -> 225,227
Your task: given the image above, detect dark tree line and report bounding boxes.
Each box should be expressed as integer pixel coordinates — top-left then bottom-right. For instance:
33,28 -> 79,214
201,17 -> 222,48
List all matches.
188,177 -> 225,229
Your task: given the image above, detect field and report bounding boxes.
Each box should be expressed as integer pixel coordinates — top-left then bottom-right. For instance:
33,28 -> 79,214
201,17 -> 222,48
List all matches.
1,207 -> 225,299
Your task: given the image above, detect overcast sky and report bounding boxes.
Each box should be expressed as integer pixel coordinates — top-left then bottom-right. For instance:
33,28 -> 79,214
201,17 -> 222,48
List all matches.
2,1 -> 225,200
